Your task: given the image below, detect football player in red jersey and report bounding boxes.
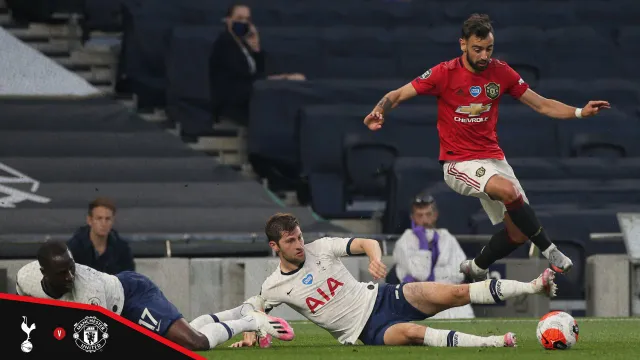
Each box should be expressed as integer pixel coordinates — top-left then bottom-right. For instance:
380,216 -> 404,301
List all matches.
364,14 -> 610,281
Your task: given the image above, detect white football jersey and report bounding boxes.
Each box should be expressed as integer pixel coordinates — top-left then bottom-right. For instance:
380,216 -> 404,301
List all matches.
260,237 -> 378,345
16,261 -> 125,315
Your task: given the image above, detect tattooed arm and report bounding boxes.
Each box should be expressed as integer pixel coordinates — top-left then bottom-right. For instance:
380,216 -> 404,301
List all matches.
364,83 -> 418,130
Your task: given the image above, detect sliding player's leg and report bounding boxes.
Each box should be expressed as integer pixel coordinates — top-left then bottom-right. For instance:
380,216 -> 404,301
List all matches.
402,268 -> 557,316
383,322 -> 516,347
190,311 -> 294,349
189,298 -> 258,330
117,272 -> 293,350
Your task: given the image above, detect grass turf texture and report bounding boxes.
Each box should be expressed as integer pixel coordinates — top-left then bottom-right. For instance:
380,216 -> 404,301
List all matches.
196,318 -> 640,360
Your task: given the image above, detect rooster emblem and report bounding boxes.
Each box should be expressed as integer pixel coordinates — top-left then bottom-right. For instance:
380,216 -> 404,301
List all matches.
21,316 -> 36,353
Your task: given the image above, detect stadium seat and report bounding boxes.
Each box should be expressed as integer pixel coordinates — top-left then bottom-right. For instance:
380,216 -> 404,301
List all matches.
342,133 -> 398,198
165,26 -> 219,134
81,0 -> 123,37
299,104 -> 439,218
382,157 -> 445,234
248,79 -> 407,191
260,27 -> 323,76
0,131 -> 198,157
496,105 -> 560,157
0,157 -> 242,183
394,26 -> 461,77
575,1 -> 640,28
556,157 -> 640,179
618,26 -> 640,56
421,182 -> 483,235
470,205 -> 640,241
556,111 -> 640,157
542,26 -> 621,78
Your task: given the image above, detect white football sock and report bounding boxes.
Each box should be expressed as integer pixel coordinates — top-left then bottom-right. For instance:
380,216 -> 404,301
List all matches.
541,243 -> 556,259
469,278 -> 535,304
200,316 -> 258,349
189,303 -> 255,330
423,327 -> 504,347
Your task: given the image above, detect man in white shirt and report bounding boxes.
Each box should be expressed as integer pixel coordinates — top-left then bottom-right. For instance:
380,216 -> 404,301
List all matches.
230,213 -> 557,348
16,241 -> 294,350
392,193 -> 474,319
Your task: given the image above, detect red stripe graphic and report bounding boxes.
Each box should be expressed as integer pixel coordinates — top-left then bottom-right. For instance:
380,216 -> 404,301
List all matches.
0,292 -> 206,359
451,163 -> 481,187
447,163 -> 480,191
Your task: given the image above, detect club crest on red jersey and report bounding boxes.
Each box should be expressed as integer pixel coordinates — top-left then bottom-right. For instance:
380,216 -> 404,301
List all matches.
484,82 -> 500,100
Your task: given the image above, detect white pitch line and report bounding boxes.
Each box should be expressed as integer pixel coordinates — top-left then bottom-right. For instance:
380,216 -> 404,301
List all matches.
290,318 -> 640,325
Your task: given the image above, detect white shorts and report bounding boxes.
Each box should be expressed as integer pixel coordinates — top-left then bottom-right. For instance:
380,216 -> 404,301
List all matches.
442,158 -> 529,225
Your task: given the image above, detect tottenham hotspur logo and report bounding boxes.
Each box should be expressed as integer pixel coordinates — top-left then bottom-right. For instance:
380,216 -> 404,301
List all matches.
21,316 -> 36,353
73,316 -> 109,352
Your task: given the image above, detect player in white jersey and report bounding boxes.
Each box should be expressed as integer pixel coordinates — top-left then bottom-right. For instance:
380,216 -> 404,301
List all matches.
16,241 -> 294,350
232,213 -> 557,348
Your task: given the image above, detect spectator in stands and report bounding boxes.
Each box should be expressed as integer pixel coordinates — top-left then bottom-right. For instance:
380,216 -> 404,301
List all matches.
67,197 -> 135,275
388,192 -> 475,319
208,3 -> 305,129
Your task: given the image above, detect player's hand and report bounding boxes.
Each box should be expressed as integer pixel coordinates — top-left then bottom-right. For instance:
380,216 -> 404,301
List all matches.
364,111 -> 384,131
369,258 -> 387,280
581,100 -> 610,117
229,332 -> 257,347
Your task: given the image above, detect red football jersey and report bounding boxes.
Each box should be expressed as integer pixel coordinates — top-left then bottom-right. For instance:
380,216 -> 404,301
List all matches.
410,57 -> 529,162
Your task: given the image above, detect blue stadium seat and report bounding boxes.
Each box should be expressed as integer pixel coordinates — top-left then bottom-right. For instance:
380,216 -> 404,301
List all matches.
383,157 -> 450,234
556,110 -> 640,157
260,27 -> 323,77
575,1 -> 640,27
81,0 -> 122,34
394,26 -> 461,77
423,182 -> 483,235
496,105 -> 560,157
542,27 -> 621,78
504,158 -> 567,179
165,26 -> 219,132
470,205 -> 640,240
342,133 -> 398,198
521,179 -> 640,206
248,79 -> 406,186
494,1 -> 578,28
557,158 -> 640,180
618,26 -> 640,56
299,105 -> 439,218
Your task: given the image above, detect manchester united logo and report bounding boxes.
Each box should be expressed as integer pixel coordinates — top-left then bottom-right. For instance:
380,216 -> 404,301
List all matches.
484,82 -> 500,100
73,316 -> 108,353
476,167 -> 486,177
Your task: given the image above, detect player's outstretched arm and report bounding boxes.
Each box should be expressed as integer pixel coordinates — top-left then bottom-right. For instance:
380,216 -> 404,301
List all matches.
348,238 -> 387,280
519,88 -> 610,119
364,83 -> 418,131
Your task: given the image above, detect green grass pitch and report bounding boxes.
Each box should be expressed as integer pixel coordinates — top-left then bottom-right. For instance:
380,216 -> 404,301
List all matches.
197,318 -> 640,360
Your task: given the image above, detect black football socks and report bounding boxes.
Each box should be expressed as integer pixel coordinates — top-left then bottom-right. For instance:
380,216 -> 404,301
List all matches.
505,195 -> 552,252
474,228 -> 521,269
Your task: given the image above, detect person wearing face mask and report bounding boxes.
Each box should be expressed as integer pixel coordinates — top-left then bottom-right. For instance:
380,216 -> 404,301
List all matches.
389,192 -> 475,319
204,3 -> 305,135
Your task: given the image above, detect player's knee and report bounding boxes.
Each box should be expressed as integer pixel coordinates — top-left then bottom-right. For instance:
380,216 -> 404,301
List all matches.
449,285 -> 469,306
485,176 -> 519,203
407,324 -> 427,344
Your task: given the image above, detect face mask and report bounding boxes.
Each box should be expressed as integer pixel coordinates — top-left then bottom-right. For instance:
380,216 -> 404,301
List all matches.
231,21 -> 249,37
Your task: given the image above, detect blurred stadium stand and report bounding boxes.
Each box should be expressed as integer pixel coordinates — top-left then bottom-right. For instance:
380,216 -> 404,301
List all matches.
1,0 -> 639,312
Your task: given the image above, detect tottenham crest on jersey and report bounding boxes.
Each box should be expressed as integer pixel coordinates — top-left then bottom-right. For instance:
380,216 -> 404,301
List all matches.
73,316 -> 108,353
419,69 -> 432,79
484,82 -> 500,100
